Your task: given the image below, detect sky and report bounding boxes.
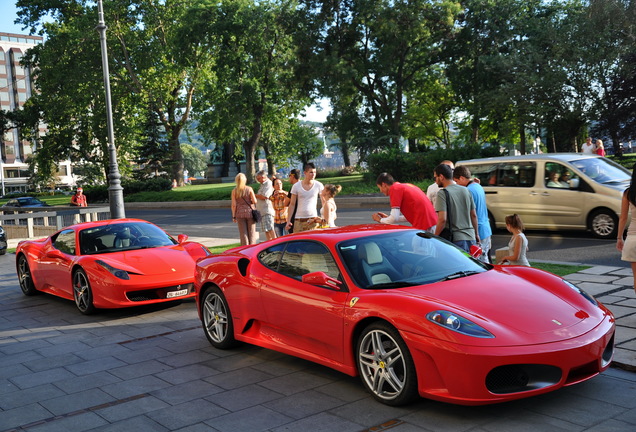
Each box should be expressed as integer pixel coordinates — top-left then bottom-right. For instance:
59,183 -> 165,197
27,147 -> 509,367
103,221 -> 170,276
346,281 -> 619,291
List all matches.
1,0 -> 23,34
0,0 -> 330,123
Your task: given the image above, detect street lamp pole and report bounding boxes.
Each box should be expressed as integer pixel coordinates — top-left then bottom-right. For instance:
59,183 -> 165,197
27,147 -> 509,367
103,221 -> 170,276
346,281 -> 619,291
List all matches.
96,0 -> 125,218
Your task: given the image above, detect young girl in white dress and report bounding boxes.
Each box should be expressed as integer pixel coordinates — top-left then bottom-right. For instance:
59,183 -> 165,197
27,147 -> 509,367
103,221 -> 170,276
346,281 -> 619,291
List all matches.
314,184 -> 342,228
498,213 -> 530,266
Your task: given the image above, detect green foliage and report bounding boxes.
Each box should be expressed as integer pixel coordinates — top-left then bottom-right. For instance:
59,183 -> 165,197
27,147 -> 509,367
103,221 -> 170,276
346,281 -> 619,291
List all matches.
80,178 -> 173,203
180,144 -> 208,178
366,145 -> 497,183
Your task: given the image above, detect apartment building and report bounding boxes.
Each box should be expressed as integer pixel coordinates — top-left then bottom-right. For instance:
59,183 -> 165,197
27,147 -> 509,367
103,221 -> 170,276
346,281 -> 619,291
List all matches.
0,32 -> 73,195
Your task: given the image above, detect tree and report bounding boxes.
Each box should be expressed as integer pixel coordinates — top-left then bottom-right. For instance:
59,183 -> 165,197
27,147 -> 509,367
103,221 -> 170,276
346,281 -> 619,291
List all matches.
190,0 -> 313,183
313,0 -> 461,151
16,0 -> 213,186
180,143 -> 207,178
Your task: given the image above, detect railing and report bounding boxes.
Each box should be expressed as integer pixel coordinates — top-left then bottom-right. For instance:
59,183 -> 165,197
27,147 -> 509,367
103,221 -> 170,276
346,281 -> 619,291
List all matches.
0,206 -> 111,239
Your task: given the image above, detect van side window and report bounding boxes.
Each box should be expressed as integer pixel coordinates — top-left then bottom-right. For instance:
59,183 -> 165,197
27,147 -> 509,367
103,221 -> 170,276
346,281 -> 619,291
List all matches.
545,162 -> 577,189
498,162 -> 536,187
465,164 -> 498,186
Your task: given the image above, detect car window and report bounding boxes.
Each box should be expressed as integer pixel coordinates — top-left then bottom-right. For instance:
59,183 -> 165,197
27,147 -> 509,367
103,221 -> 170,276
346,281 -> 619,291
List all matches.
545,162 -> 577,189
258,243 -> 286,271
338,231 -> 487,288
276,241 -> 341,282
78,222 -> 176,254
53,229 -> 76,255
570,157 -> 631,184
497,162 -> 536,187
464,164 -> 498,186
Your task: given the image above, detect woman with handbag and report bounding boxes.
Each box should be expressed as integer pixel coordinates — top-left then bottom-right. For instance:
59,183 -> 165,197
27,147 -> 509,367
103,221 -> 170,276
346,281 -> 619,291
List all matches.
231,173 -> 258,245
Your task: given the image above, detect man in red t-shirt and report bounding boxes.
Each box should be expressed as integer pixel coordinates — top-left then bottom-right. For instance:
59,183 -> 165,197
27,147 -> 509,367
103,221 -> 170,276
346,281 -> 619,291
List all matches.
70,187 -> 87,207
371,173 -> 436,230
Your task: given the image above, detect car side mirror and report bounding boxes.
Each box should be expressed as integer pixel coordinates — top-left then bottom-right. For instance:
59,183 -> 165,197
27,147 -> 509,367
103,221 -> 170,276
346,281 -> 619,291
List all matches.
302,271 -> 342,289
177,234 -> 189,244
569,178 -> 579,189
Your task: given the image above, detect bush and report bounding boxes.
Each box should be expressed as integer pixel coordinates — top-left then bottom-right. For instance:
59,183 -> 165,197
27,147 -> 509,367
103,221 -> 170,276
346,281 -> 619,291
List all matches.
366,145 -> 500,183
82,178 -> 173,203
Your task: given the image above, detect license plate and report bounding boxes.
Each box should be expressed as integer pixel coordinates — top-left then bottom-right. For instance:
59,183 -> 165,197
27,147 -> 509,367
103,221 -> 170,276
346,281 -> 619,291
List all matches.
167,288 -> 189,298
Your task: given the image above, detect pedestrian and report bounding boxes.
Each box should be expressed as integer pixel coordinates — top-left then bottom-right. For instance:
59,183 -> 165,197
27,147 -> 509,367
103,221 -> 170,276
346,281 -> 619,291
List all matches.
286,163 -> 324,233
453,166 -> 492,262
255,170 -> 276,241
286,169 -> 300,233
596,139 -> 606,157
70,187 -> 87,207
270,177 -> 289,237
498,214 -> 530,266
231,173 -> 258,246
426,160 -> 454,207
315,184 -> 342,228
617,164 -> 636,293
433,164 -> 480,253
581,137 -> 595,154
372,173 -> 437,231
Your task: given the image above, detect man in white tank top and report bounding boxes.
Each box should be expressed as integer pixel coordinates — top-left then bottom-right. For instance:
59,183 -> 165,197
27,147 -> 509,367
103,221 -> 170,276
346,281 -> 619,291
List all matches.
285,163 -> 324,233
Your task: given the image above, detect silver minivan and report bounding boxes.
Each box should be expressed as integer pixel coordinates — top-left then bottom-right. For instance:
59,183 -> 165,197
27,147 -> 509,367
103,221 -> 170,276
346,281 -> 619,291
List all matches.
456,154 -> 631,239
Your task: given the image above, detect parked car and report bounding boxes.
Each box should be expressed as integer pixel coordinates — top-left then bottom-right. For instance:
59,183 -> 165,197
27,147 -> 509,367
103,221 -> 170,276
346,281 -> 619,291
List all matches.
194,225 -> 615,406
456,154 -> 630,239
16,219 -> 211,314
2,197 -> 51,208
0,226 -> 7,255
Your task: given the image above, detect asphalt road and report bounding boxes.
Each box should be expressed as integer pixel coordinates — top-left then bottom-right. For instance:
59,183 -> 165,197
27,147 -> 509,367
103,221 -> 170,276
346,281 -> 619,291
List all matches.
126,207 -> 627,268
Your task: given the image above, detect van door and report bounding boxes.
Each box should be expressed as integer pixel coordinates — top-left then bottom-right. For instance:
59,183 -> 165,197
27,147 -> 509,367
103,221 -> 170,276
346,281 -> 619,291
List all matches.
536,162 -> 586,230
470,161 -> 538,228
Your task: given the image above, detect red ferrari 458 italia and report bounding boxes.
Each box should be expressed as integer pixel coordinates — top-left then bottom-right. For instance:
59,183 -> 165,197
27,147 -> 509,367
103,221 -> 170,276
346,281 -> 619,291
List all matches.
17,219 -> 210,314
195,224 -> 615,406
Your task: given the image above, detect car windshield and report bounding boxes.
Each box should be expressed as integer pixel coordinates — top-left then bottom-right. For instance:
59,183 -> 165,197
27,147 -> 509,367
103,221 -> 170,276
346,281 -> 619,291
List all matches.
337,231 -> 489,289
569,157 -> 630,185
79,222 -> 177,254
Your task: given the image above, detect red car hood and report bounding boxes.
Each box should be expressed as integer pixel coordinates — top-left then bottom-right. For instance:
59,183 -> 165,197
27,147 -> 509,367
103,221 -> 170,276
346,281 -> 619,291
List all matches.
401,269 -> 605,344
98,246 -> 196,276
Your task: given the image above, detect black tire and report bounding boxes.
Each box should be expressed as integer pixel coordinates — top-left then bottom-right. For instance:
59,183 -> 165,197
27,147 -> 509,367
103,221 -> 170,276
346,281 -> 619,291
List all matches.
488,212 -> 497,233
201,286 -> 237,349
73,268 -> 96,315
356,322 -> 418,406
589,209 -> 617,239
17,254 -> 38,296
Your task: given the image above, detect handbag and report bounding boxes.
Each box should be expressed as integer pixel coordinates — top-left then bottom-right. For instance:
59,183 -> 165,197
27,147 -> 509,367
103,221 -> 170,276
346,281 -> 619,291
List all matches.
439,189 -> 453,241
243,196 -> 262,223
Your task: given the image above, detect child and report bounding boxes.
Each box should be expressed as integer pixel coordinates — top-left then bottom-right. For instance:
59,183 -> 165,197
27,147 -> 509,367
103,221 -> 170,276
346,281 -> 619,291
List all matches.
314,184 -> 342,228
498,214 -> 530,266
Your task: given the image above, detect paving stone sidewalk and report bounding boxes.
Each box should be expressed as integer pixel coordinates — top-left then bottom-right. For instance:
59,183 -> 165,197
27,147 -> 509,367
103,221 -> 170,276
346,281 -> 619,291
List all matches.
1,251 -> 636,431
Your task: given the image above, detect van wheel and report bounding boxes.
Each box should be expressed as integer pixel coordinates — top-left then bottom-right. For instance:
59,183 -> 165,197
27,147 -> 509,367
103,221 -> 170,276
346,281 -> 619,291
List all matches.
589,209 -> 617,239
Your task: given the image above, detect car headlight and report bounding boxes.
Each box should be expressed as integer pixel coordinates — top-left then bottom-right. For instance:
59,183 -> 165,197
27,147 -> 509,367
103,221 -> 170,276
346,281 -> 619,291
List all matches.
96,260 -> 130,280
427,310 -> 494,338
563,279 -> 597,306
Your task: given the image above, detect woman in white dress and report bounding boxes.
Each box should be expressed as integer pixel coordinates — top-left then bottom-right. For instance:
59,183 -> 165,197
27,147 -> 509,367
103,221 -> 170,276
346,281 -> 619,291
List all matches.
314,184 -> 342,228
617,164 -> 636,293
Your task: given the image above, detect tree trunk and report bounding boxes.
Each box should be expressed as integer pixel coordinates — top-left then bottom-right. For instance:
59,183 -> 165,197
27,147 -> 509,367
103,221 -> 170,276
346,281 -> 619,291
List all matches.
341,140 -> 351,167
168,130 -> 184,186
519,123 -> 526,155
243,116 -> 262,183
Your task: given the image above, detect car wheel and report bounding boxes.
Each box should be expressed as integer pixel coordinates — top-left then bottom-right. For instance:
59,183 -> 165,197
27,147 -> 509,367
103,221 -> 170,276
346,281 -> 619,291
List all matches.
17,254 -> 38,296
590,209 -> 617,239
201,286 -> 237,349
73,269 -> 96,315
356,322 -> 418,406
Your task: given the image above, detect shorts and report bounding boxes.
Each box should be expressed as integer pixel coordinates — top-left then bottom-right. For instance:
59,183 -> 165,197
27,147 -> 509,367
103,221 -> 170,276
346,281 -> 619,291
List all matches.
622,235 -> 636,261
260,214 -> 275,232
